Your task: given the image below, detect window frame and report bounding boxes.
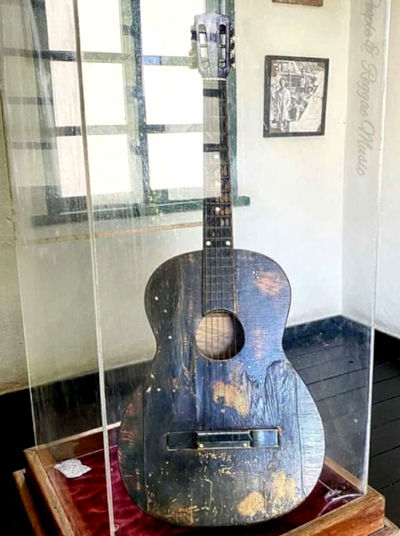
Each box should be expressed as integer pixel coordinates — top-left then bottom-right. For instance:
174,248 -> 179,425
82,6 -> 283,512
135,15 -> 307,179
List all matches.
27,0 -> 249,226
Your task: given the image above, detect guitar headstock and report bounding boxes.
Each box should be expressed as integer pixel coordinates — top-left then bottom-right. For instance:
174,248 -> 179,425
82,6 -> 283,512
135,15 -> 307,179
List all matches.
191,13 -> 234,80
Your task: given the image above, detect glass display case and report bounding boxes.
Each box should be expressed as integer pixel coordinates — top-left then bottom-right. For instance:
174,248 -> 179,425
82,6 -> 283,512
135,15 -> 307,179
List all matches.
0,0 -> 391,534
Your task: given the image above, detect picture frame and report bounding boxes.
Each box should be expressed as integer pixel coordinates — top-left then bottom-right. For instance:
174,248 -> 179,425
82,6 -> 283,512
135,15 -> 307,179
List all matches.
263,55 -> 329,138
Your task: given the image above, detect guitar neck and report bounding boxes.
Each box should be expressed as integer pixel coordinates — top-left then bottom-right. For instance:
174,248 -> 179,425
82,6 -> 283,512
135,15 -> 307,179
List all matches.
202,79 -> 235,314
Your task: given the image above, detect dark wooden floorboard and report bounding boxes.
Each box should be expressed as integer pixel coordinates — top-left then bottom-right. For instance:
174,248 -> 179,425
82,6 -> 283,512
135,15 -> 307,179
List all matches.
381,482 -> 400,526
371,421 -> 400,459
372,396 -> 400,429
374,360 -> 400,383
309,369 -> 367,402
289,328 -> 400,524
369,446 -> 400,490
373,375 -> 400,403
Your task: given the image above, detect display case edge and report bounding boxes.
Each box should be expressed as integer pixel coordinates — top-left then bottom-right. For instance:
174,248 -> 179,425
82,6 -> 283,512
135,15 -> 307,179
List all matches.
24,447 -> 75,536
13,469 -> 48,536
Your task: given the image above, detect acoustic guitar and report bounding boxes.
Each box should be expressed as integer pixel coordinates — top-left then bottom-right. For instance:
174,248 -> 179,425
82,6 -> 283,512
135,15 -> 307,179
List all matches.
119,12 -> 325,527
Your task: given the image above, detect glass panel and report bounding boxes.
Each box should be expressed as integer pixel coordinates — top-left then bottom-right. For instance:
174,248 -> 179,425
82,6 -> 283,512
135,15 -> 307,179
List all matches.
46,0 -> 122,53
141,0 -> 205,56
58,136 -> 86,197
82,63 -> 127,125
0,0 -> 113,530
143,65 -> 203,124
45,0 -> 76,51
148,132 -> 203,190
3,57 -> 39,98
51,61 -> 81,127
88,134 -> 131,195
78,0 -> 122,53
52,62 -> 127,127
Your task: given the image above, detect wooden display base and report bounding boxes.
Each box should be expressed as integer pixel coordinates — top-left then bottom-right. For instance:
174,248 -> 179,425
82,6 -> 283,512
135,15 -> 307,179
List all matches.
15,426 -> 400,536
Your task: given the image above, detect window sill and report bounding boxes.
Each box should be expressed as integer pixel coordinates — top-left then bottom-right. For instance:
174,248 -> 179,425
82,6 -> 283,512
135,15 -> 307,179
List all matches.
32,195 -> 251,227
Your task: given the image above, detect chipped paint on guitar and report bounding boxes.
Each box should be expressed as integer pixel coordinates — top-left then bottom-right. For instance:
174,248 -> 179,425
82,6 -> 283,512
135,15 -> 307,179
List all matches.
118,249 -> 325,526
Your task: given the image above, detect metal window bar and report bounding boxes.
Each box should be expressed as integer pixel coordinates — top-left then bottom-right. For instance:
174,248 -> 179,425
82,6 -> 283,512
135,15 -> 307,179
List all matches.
23,0 -> 244,225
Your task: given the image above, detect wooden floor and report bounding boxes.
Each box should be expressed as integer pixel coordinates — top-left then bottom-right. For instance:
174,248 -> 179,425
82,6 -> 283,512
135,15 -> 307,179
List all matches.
284,327 -> 400,527
370,333 -> 400,526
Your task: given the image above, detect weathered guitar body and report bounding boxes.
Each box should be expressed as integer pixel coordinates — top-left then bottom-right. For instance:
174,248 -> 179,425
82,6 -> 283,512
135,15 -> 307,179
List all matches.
118,249 -> 325,526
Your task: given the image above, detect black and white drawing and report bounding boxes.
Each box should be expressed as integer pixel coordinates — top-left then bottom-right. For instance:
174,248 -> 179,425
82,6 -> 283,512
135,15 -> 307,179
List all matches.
264,56 -> 329,137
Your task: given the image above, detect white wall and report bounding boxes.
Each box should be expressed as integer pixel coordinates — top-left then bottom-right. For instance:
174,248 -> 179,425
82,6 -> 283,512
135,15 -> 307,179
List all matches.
375,0 -> 400,337
342,0 -> 390,326
235,0 -> 349,325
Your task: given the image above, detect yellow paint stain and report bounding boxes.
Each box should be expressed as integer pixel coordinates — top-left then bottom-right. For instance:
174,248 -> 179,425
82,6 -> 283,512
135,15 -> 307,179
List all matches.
157,504 -> 202,525
255,271 -> 283,296
218,465 -> 233,476
271,472 -> 297,502
237,492 -> 266,518
212,381 -> 250,416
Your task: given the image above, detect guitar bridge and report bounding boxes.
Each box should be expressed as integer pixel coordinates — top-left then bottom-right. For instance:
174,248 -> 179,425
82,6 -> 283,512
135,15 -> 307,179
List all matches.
166,429 -> 280,451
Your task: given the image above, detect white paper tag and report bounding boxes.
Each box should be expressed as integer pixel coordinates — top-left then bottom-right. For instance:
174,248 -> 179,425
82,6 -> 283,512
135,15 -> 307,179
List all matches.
54,459 -> 91,479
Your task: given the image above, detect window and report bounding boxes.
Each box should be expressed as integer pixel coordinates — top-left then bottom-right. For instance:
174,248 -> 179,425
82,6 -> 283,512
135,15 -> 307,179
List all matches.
21,0 -> 248,224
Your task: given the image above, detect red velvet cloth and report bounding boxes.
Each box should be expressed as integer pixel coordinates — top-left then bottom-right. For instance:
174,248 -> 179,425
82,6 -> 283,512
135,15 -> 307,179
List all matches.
46,446 -> 360,536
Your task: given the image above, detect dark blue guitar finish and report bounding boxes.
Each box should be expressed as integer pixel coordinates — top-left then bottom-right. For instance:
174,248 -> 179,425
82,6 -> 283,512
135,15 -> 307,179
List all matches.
118,13 -> 325,527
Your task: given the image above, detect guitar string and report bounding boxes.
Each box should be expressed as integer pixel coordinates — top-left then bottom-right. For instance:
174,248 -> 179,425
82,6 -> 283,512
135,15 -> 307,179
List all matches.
216,80 -> 223,361
219,80 -> 227,362
220,79 -> 236,362
226,80 -> 238,363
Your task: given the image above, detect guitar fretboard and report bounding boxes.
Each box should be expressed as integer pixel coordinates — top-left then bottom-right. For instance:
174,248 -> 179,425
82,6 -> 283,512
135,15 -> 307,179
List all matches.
202,80 -> 235,314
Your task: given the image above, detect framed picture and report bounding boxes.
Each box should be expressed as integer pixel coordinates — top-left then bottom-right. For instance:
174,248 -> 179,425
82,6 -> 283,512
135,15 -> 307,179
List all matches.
272,0 -> 323,6
263,56 -> 329,137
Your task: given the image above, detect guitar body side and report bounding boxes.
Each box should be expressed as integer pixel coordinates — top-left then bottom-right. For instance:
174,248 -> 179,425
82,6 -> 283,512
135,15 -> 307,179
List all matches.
118,249 -> 325,527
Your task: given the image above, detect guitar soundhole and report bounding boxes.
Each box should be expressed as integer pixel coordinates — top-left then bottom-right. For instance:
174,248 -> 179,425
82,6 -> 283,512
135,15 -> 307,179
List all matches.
195,311 -> 245,360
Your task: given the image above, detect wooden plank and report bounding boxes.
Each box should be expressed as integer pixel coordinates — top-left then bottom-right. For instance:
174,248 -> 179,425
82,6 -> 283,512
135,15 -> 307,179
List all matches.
371,421 -> 400,457
318,386 -> 366,422
288,339 -> 367,388
286,341 -> 345,365
373,361 -> 400,383
369,447 -> 400,490
373,376 -> 400,403
13,469 -> 48,536
309,369 -> 367,402
299,350 -> 365,385
381,483 -> 400,527
284,487 -> 384,536
375,520 -> 400,535
24,448 -> 76,536
372,396 -> 400,428
32,424 -> 119,466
